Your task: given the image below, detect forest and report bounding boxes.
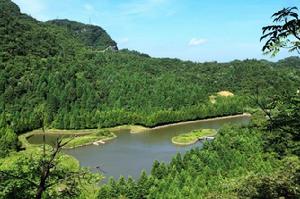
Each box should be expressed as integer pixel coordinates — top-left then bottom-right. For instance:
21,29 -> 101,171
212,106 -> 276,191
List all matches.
0,0 -> 300,198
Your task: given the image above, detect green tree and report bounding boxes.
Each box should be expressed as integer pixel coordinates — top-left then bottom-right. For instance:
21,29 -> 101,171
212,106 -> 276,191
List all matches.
0,137 -> 100,199
261,7 -> 300,56
0,127 -> 18,157
238,156 -> 300,198
260,94 -> 300,156
137,171 -> 150,199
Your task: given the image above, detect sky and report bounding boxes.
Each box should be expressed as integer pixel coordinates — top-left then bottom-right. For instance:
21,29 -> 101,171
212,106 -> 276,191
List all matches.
12,0 -> 300,62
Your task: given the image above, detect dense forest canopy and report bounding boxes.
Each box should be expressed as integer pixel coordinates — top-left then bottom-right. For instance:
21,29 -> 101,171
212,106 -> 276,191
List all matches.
1,1 -> 300,135
0,0 -> 300,198
261,7 -> 300,56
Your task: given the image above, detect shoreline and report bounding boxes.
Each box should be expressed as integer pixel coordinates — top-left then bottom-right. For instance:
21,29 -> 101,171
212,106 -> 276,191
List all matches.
20,113 -> 251,149
63,134 -> 117,149
108,125 -> 150,134
171,138 -> 198,146
152,113 -> 251,130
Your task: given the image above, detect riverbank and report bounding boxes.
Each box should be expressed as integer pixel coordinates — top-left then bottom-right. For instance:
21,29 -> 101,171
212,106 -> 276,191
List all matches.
171,129 -> 217,146
20,129 -> 117,149
153,113 -> 251,130
20,113 -> 251,149
108,125 -> 149,134
19,125 -> 149,149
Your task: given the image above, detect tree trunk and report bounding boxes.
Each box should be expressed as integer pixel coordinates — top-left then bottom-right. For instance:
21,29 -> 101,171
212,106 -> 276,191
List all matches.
36,183 -> 45,199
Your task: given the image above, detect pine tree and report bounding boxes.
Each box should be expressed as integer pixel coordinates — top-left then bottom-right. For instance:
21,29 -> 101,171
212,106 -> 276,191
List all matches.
137,171 -> 149,198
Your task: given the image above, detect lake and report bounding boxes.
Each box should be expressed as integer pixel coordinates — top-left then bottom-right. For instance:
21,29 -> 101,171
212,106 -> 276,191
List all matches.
28,114 -> 251,181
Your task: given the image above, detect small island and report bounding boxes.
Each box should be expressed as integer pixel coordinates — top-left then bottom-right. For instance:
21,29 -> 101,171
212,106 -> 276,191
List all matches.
172,129 -> 217,146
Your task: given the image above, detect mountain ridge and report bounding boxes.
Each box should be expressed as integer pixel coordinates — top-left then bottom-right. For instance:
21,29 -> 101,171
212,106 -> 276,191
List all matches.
0,0 -> 117,59
47,19 -> 117,50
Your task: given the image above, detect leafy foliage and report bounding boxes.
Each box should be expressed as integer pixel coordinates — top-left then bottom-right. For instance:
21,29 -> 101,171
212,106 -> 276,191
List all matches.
0,146 -> 100,199
262,94 -> 300,156
261,7 -> 300,55
0,127 -> 18,158
237,156 -> 300,198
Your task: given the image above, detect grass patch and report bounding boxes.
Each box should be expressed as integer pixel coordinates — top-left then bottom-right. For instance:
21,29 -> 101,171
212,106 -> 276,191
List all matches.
172,129 -> 217,145
62,130 -> 116,149
28,129 -> 99,135
108,125 -> 149,133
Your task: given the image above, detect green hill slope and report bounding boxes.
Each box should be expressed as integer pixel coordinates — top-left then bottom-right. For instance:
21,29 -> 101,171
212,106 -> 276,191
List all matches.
0,1 -> 299,198
0,0 -> 82,59
1,0 -> 300,134
47,19 -> 117,50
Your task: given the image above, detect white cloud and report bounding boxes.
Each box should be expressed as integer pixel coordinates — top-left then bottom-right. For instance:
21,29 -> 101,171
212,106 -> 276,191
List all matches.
188,38 -> 207,46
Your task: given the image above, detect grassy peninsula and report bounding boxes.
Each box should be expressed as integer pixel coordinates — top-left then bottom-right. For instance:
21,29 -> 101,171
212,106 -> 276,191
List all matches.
62,130 -> 116,149
172,129 -> 217,145
20,129 -> 117,149
20,125 -> 151,149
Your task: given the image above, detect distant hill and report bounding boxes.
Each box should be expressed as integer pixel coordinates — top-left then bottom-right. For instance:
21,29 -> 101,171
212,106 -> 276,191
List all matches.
277,56 -> 300,68
47,19 -> 117,50
0,0 -> 117,60
0,0 -> 82,59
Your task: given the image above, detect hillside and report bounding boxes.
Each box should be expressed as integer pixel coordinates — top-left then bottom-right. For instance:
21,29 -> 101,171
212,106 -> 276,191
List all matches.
0,0 -> 115,60
47,19 -> 117,50
0,0 -> 76,59
1,0 -> 300,134
0,0 -> 300,198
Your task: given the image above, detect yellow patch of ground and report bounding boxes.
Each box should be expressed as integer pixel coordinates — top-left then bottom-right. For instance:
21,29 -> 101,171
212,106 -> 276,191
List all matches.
209,91 -> 234,104
217,91 -> 234,97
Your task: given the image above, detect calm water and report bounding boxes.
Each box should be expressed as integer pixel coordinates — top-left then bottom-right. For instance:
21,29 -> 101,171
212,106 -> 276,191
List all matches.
28,115 -> 250,180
